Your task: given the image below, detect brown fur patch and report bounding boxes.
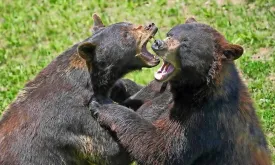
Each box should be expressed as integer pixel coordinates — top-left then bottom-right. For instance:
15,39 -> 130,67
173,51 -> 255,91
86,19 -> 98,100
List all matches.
153,119 -> 167,129
68,53 -> 87,69
127,25 -> 155,52
153,117 -> 181,137
0,112 -> 22,135
204,28 -> 228,85
237,84 -> 262,129
252,148 -> 272,165
0,109 -> 25,138
236,133 -> 271,165
0,106 -> 29,164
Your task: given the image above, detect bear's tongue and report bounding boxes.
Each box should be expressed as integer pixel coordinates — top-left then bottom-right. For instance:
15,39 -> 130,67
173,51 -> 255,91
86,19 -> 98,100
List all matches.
154,61 -> 175,81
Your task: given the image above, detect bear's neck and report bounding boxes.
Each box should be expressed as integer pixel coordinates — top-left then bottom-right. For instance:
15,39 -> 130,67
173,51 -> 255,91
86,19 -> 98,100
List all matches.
170,81 -> 213,106
90,65 -> 130,99
91,70 -> 116,98
170,63 -> 241,110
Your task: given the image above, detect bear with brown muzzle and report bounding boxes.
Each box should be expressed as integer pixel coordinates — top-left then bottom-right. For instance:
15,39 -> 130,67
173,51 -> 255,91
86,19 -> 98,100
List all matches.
0,14 -> 159,165
78,15 -> 159,104
90,18 -> 271,165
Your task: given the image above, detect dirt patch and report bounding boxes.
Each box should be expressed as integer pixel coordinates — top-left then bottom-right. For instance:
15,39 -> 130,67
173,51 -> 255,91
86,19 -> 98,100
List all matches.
216,0 -> 247,5
268,73 -> 275,82
251,47 -> 273,62
167,0 -> 176,7
0,87 -> 7,92
267,73 -> 275,91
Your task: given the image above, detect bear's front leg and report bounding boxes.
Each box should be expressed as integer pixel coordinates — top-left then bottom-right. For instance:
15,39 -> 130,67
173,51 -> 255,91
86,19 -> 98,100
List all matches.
89,100 -> 142,132
89,100 -> 169,165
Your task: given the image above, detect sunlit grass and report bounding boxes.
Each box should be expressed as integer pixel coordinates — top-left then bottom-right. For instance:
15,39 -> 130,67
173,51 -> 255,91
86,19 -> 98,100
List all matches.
0,0 -> 274,163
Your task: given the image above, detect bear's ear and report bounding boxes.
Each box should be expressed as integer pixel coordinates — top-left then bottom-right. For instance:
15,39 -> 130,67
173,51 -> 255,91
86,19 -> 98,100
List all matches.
77,42 -> 96,62
222,44 -> 244,61
92,13 -> 105,32
185,17 -> 197,24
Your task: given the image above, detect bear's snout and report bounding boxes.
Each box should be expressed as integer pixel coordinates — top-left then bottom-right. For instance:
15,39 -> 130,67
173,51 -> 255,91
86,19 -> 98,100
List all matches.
152,39 -> 165,51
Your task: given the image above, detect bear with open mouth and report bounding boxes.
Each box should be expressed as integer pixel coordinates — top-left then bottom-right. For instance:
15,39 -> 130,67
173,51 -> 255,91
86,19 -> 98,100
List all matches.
0,14 -> 159,165
90,18 -> 271,165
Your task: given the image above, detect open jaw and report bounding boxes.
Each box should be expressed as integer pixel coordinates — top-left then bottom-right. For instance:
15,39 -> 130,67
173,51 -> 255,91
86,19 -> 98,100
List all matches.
138,28 -> 160,67
154,61 -> 175,82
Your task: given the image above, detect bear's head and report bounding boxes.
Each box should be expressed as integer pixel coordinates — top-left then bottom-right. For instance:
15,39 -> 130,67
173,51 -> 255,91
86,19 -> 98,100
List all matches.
152,18 -> 243,86
78,14 -> 160,74
78,14 -> 160,96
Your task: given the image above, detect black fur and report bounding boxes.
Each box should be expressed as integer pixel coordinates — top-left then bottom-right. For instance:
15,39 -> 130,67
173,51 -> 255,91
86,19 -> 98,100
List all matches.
90,20 -> 271,165
0,14 -> 158,165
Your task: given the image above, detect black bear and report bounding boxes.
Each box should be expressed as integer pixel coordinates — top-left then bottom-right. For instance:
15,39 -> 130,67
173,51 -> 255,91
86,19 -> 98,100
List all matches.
90,18 -> 271,165
0,14 -> 159,165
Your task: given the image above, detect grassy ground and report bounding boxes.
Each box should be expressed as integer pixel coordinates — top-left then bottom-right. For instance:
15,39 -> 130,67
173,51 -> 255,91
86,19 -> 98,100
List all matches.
0,0 -> 274,163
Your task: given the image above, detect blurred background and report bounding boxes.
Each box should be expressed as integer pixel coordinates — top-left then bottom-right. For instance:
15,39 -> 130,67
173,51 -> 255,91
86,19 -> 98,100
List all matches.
0,0 -> 274,162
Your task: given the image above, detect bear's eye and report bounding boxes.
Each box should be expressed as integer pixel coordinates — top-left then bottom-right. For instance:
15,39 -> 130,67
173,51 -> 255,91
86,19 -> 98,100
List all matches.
180,43 -> 188,48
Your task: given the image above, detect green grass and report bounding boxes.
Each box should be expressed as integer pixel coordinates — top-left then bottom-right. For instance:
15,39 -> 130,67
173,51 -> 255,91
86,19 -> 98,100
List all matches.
0,0 -> 274,163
